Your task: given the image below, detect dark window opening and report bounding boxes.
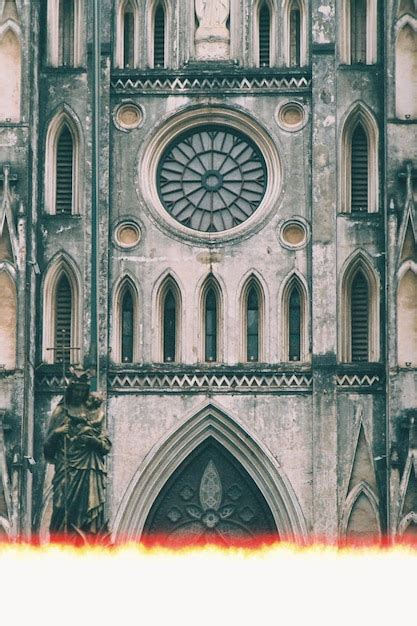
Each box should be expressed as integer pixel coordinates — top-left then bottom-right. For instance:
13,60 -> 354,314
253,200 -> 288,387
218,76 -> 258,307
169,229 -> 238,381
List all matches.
290,6 -> 301,66
56,124 -> 73,215
121,289 -> 134,363
163,289 -> 176,362
259,4 -> 270,67
123,3 -> 135,68
351,270 -> 369,362
247,286 -> 259,362
59,0 -> 75,66
205,288 -> 217,362
351,123 -> 368,213
351,0 -> 366,63
154,5 -> 165,68
289,286 -> 301,361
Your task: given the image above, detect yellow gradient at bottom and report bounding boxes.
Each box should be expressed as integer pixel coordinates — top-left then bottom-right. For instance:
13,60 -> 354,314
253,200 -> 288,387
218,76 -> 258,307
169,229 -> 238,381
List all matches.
0,543 -> 416,626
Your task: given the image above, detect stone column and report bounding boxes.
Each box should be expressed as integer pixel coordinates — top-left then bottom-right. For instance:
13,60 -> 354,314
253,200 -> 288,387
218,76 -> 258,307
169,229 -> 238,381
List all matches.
310,1 -> 338,538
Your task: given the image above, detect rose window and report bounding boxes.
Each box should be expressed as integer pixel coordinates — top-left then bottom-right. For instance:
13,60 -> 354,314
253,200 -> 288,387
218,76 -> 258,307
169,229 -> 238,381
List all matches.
157,126 -> 267,232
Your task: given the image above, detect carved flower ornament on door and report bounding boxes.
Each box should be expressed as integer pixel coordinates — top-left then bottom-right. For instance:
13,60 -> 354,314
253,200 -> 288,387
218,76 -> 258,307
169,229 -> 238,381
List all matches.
166,460 -> 256,542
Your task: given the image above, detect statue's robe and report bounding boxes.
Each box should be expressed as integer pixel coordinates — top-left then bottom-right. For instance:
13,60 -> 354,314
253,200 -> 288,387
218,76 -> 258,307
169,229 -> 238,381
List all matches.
44,402 -> 111,535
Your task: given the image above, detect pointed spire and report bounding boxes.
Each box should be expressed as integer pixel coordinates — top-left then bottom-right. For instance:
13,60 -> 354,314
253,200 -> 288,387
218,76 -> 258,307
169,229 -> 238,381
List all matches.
1,0 -> 19,22
0,220 -> 13,261
400,217 -> 417,262
0,164 -> 13,234
348,423 -> 378,494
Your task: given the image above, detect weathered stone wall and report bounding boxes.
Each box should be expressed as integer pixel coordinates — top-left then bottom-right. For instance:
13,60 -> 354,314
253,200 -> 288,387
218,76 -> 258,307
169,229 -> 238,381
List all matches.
0,0 -> 414,541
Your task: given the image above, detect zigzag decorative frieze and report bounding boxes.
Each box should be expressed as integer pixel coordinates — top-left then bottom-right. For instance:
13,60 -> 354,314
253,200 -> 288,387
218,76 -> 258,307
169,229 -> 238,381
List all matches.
37,375 -> 69,389
335,373 -> 381,388
111,74 -> 311,93
108,371 -> 313,392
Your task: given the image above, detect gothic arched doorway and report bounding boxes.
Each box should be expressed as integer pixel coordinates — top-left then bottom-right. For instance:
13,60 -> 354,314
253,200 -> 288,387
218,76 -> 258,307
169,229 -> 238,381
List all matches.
142,437 -> 278,546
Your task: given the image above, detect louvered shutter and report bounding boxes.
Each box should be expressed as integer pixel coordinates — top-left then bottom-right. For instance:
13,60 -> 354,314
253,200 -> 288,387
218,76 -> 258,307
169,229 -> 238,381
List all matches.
351,271 -> 369,361
55,274 -> 72,364
56,125 -> 73,215
154,6 -> 165,68
121,288 -> 134,363
259,5 -> 270,67
351,123 -> 368,213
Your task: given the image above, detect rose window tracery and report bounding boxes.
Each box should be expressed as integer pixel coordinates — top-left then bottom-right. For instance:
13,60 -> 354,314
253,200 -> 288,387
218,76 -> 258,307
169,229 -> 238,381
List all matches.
157,126 -> 267,232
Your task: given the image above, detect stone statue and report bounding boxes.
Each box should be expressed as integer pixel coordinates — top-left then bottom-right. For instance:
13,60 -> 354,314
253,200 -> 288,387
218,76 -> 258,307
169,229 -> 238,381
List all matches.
195,0 -> 230,29
44,366 -> 111,538
195,0 -> 230,60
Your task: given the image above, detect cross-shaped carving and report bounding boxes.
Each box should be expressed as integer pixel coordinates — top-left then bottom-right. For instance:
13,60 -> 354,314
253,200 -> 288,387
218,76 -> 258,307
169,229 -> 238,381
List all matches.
46,330 -> 81,384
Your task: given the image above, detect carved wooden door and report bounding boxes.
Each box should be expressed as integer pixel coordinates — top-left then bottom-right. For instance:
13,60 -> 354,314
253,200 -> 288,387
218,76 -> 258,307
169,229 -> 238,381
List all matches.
143,437 -> 278,545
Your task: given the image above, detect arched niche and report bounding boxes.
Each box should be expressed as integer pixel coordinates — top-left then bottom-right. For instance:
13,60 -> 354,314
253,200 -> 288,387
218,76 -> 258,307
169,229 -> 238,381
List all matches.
397,267 -> 417,366
346,491 -> 380,540
0,270 -> 17,369
112,403 -> 307,543
0,27 -> 21,122
396,24 -> 417,119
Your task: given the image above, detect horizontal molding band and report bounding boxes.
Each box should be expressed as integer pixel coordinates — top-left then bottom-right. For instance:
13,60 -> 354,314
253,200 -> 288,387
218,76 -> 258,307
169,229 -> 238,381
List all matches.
111,71 -> 312,94
35,367 -> 384,393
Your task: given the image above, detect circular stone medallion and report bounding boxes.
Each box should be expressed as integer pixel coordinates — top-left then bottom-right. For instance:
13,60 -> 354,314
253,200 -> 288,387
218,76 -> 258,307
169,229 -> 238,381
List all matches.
276,101 -> 306,132
115,221 -> 141,248
157,126 -> 268,233
278,218 -> 309,250
115,103 -> 144,131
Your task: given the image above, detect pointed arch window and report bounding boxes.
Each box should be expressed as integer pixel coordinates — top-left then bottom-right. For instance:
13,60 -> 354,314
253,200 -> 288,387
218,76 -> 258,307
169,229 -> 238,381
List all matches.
58,0 -> 75,66
153,4 -> 165,68
340,106 -> 378,214
289,2 -> 301,66
351,0 -> 366,63
123,1 -> 135,68
396,24 -> 417,119
54,273 -> 72,364
351,122 -> 368,213
163,288 -> 176,362
350,270 -> 369,361
46,112 -> 81,216
340,255 -> 379,363
246,286 -> 260,362
47,0 -> 83,67
43,258 -> 82,365
340,0 -> 377,65
204,288 -> 218,362
397,267 -> 417,367
288,285 -> 301,361
121,288 -> 134,363
259,3 -> 271,67
0,27 -> 21,122
56,124 -> 74,215
281,275 -> 308,363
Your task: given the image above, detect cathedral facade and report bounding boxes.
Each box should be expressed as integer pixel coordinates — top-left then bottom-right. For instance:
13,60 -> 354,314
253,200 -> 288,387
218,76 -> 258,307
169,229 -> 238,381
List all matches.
0,0 -> 416,543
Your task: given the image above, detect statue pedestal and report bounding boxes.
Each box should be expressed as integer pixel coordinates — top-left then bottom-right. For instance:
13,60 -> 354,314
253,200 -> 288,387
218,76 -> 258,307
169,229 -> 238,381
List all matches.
195,26 -> 230,60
